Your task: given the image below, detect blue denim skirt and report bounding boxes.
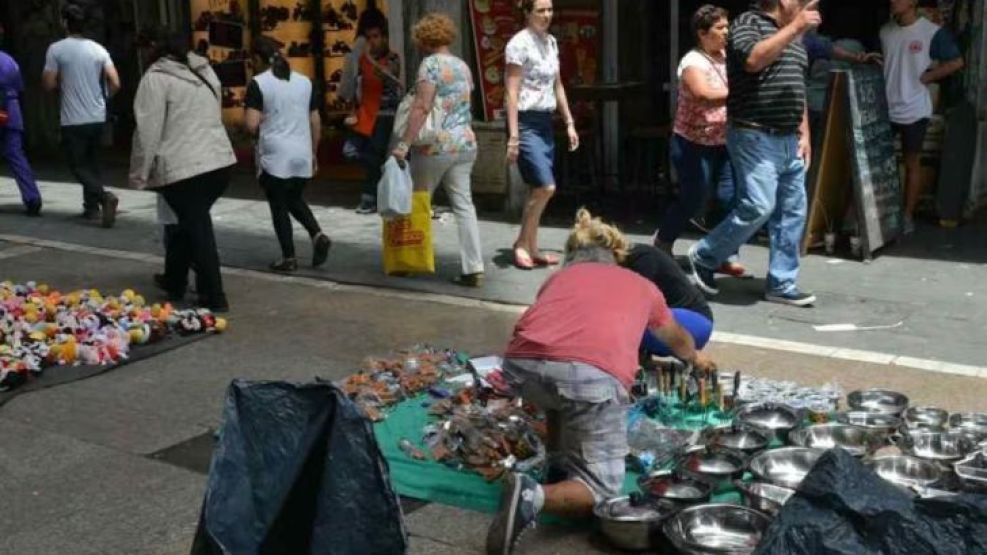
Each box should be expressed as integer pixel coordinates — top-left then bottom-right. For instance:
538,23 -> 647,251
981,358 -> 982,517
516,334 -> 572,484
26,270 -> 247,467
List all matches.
517,111 -> 556,187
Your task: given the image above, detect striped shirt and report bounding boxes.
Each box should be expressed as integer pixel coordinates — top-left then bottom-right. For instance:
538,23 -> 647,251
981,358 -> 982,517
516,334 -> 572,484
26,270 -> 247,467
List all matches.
727,10 -> 808,132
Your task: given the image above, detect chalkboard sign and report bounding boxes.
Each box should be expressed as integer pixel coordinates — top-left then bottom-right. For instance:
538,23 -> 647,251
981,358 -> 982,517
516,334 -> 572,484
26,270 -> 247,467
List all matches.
844,67 -> 902,257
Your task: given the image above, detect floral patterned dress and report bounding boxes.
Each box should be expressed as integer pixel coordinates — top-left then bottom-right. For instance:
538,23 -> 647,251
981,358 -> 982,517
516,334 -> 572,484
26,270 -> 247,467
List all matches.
413,54 -> 476,157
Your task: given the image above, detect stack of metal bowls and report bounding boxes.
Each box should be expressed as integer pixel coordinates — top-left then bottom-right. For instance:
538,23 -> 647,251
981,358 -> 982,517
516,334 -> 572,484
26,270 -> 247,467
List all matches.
847,389 -> 909,417
748,447 -> 826,490
837,411 -> 902,441
867,455 -> 942,492
903,406 -> 949,431
788,423 -> 882,458
897,428 -> 975,465
662,504 -> 772,555
734,402 -> 801,442
594,495 -> 677,551
953,451 -> 987,492
949,412 -> 987,442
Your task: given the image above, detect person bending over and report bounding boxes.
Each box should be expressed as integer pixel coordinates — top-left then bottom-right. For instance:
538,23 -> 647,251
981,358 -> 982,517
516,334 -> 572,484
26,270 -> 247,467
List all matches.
486,209 -> 715,555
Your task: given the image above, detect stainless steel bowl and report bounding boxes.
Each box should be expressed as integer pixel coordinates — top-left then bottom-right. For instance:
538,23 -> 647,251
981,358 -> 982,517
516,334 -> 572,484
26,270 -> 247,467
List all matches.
663,503 -> 771,555
677,447 -> 748,485
734,480 -> 796,516
949,412 -> 987,436
899,429 -> 975,462
953,451 -> 987,493
847,389 -> 909,416
868,455 -> 942,490
837,411 -> 902,440
788,423 -> 881,457
638,472 -> 713,506
594,495 -> 677,551
903,406 -> 949,430
735,403 -> 801,442
748,447 -> 826,489
708,428 -> 771,455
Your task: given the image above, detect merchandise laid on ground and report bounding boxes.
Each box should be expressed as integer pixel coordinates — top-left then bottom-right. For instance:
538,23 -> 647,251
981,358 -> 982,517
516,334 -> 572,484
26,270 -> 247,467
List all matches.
343,346 -> 987,553
0,281 -> 227,403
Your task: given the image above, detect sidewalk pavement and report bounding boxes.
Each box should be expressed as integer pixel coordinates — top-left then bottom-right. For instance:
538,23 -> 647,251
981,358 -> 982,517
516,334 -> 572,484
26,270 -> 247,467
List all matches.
1,172 -> 986,375
1,241 -> 984,554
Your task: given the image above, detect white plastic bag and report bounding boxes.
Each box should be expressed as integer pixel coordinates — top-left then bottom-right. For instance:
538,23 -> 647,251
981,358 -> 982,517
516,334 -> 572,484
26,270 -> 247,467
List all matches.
377,156 -> 413,218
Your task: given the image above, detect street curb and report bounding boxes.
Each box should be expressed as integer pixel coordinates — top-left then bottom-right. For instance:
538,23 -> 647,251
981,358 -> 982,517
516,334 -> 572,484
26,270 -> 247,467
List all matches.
3,233 -> 985,380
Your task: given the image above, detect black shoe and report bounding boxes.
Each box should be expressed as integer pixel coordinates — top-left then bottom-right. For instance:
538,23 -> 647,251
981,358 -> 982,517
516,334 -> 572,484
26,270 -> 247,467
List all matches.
486,473 -> 540,555
101,192 -> 119,228
25,200 -> 42,217
355,200 -> 377,214
687,244 -> 719,296
269,258 -> 298,273
199,294 -> 229,313
312,234 -> 332,268
81,207 -> 101,221
452,272 -> 484,288
153,273 -> 186,302
765,288 -> 817,307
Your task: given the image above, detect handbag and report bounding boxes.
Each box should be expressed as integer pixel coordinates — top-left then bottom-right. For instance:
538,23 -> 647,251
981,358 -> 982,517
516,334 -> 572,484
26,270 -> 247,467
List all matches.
392,92 -> 445,146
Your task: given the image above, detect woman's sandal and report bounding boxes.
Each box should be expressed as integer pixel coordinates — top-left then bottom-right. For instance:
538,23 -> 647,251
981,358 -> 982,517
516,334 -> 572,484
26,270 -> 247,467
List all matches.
532,252 -> 560,266
513,246 -> 535,270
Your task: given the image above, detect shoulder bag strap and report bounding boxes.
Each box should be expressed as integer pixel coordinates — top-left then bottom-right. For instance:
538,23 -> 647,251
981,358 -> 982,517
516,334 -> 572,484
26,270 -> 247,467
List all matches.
186,62 -> 219,99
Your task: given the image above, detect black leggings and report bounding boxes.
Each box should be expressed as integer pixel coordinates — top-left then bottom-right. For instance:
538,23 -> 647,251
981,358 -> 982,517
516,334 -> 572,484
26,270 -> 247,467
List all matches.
160,166 -> 231,305
260,172 -> 322,259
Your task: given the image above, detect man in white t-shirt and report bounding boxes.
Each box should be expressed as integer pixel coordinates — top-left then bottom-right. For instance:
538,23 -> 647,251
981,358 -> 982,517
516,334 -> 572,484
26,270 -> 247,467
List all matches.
880,0 -> 963,234
42,4 -> 121,228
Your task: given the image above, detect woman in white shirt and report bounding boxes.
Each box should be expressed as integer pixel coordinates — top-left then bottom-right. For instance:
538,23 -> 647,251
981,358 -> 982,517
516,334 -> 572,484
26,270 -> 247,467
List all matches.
245,37 -> 331,273
505,0 -> 578,270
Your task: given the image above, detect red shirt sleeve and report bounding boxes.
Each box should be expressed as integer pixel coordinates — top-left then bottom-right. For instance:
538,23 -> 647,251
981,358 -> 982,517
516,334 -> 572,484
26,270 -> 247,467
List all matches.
644,280 -> 673,329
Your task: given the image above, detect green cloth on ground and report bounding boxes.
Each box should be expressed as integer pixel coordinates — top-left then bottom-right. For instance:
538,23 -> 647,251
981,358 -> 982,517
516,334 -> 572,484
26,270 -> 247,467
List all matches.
375,395 -> 505,513
375,395 -> 744,514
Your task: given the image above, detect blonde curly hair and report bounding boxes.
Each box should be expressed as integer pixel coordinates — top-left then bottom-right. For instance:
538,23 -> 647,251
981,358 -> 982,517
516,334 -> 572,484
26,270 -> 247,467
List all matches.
564,208 -> 630,264
412,13 -> 456,50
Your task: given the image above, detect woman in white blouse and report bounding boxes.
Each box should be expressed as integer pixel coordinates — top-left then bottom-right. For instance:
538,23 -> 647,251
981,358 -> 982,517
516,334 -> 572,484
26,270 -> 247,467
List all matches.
505,0 -> 579,270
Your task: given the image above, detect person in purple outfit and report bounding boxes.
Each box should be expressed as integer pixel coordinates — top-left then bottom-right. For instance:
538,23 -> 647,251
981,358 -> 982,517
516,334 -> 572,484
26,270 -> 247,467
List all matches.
0,30 -> 42,216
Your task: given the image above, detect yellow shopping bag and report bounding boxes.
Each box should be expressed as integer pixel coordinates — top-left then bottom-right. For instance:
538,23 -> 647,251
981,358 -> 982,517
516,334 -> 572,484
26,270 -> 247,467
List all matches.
382,191 -> 435,275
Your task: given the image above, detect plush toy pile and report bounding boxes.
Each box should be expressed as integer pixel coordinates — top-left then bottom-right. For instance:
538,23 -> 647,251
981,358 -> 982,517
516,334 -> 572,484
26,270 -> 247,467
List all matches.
0,281 -> 227,391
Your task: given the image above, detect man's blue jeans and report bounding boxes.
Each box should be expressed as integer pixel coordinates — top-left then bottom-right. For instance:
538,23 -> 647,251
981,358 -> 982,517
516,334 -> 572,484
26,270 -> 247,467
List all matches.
693,126 -> 807,295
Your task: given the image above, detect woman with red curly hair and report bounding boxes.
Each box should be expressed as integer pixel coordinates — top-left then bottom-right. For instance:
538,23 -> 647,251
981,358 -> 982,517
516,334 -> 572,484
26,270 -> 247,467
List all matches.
392,13 -> 484,287
505,0 -> 578,270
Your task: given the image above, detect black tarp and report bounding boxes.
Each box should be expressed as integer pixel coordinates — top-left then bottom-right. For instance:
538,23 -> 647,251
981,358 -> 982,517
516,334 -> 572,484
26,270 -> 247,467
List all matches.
755,449 -> 987,555
191,380 -> 407,555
